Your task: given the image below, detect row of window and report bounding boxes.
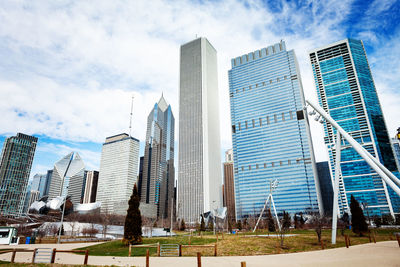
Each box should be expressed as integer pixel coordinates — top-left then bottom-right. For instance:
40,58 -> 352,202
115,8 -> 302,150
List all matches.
234,158 -> 312,173
232,110 -> 304,133
230,74 -> 297,97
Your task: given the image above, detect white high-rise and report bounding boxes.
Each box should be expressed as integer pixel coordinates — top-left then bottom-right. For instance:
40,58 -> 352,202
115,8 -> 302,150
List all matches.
178,37 -> 222,223
96,133 -> 139,215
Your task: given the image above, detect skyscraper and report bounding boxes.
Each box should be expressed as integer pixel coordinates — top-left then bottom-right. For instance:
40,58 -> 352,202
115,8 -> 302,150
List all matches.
48,152 -> 85,206
178,37 -> 222,223
0,133 -> 37,215
223,149 -> 235,222
140,95 -> 175,219
96,133 -> 139,215
309,38 -> 400,216
31,173 -> 48,198
316,162 -> 333,216
82,170 -> 99,203
229,41 -> 322,219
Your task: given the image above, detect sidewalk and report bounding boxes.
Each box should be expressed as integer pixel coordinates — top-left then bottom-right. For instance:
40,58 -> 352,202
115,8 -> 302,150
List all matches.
0,241 -> 399,266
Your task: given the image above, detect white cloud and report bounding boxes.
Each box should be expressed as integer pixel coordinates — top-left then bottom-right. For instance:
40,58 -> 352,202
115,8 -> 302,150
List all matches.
0,0 -> 399,166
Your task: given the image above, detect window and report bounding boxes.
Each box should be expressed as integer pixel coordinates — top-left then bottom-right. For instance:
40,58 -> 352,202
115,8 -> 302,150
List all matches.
242,88 -> 245,92
252,119 -> 255,127
270,80 -> 272,84
249,85 -> 252,89
296,110 -> 304,120
264,163 -> 267,168
277,78 -> 280,82
284,76 -> 287,80
280,161 -> 283,166
289,111 -> 293,120
288,160 -> 291,165
256,83 -> 258,88
245,121 -> 248,129
274,114 -> 277,123
241,166 -> 244,171
259,118 -> 262,126
271,162 -> 275,167
230,92 -> 233,97
232,125 -> 236,133
256,164 -> 259,169
267,116 -> 270,124
282,112 -> 285,121
249,165 -> 251,170
238,122 -> 241,131
236,89 -> 239,93
263,82 -> 266,86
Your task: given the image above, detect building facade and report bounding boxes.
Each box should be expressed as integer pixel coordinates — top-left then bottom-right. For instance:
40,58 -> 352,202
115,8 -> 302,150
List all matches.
178,37 -> 222,223
140,95 -> 175,219
229,41 -> 322,219
82,170 -> 99,203
223,149 -> 236,222
316,161 -> 333,216
309,38 -> 400,216
96,133 -> 139,215
0,133 -> 37,215
392,137 -> 400,168
31,173 -> 49,198
48,152 -> 85,206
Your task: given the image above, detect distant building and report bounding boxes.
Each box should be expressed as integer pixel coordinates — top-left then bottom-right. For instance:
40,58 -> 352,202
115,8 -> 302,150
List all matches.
392,137 -> 400,169
44,169 -> 53,196
178,37 -> 222,223
48,152 -> 85,206
229,41 -> 322,219
137,156 -> 144,198
31,173 -> 49,198
316,162 -> 333,216
96,133 -> 139,215
223,149 -> 235,221
309,38 -> 400,216
140,95 -> 175,219
82,171 -> 99,203
0,133 -> 37,215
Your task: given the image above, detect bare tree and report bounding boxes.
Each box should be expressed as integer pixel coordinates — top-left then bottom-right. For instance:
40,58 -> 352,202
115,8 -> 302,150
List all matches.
309,213 -> 330,243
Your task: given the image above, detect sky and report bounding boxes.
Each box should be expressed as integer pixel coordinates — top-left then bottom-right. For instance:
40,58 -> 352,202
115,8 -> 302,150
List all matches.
0,0 -> 399,180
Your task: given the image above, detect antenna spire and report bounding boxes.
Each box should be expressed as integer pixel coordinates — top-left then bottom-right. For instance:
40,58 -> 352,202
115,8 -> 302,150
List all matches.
129,95 -> 134,137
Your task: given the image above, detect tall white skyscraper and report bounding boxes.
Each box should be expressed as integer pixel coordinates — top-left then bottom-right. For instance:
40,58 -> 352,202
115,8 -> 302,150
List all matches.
178,37 -> 222,223
96,133 -> 139,215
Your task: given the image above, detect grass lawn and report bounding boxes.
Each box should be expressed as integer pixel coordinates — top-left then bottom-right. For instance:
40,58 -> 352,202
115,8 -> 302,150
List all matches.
75,228 -> 400,257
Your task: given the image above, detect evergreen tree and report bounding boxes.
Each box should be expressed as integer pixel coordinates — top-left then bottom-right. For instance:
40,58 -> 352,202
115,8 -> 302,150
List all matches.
123,183 -> 142,245
180,219 -> 186,231
350,195 -> 368,236
299,213 -> 305,229
294,214 -> 299,229
200,215 -> 206,231
266,208 -> 276,232
282,211 -> 291,229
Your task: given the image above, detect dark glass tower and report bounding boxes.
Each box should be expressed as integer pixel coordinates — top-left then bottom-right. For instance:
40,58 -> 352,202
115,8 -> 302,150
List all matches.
141,95 -> 175,219
310,38 -> 400,216
0,133 -> 38,215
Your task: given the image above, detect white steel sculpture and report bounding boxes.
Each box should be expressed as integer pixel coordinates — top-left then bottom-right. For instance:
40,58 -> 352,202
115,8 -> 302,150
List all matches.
305,100 -> 400,244
253,179 -> 281,232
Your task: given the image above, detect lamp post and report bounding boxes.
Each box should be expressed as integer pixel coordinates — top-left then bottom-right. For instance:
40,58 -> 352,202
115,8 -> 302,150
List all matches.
57,186 -> 68,244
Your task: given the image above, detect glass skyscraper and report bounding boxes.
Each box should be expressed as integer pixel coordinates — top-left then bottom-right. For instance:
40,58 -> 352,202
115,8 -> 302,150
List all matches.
141,95 -> 175,219
0,133 -> 37,215
309,38 -> 400,216
229,41 -> 322,219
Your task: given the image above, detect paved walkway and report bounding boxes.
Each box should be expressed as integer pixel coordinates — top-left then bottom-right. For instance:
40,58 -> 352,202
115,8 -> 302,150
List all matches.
0,241 -> 399,266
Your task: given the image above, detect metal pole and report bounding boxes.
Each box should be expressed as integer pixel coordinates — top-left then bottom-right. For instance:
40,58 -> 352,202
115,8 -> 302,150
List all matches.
253,195 -> 270,232
332,131 -> 341,244
306,100 -> 400,197
270,195 -> 281,232
57,195 -> 67,244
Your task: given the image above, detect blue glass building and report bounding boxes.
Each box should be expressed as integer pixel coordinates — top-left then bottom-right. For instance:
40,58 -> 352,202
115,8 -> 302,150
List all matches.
309,38 -> 400,216
229,41 -> 322,219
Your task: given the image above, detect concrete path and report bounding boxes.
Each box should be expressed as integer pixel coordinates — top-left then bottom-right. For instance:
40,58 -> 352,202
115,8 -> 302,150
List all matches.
0,241 -> 399,266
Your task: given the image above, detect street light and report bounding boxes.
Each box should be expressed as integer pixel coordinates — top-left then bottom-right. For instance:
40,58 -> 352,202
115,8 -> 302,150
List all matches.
57,186 -> 68,244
